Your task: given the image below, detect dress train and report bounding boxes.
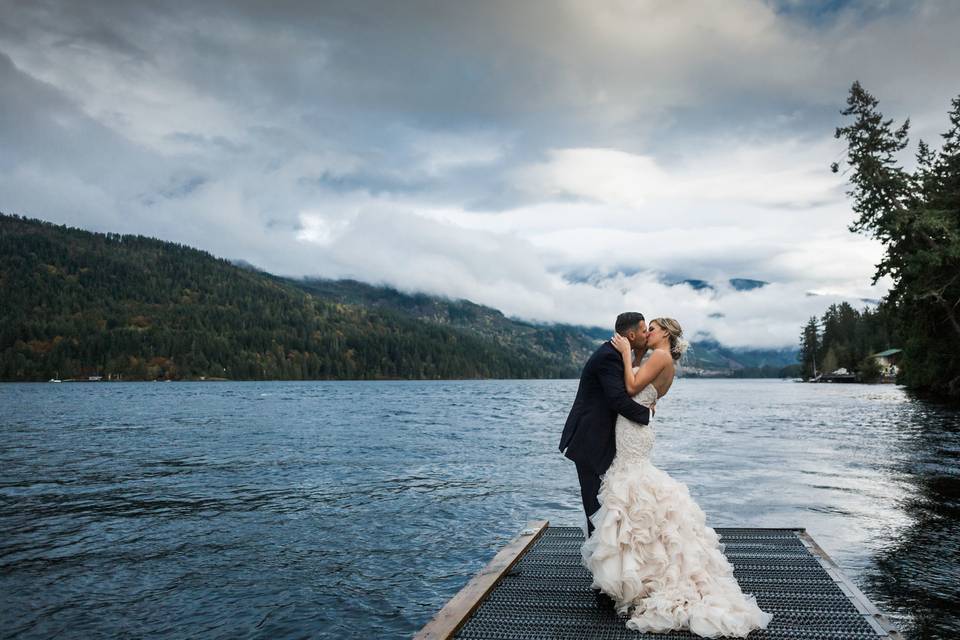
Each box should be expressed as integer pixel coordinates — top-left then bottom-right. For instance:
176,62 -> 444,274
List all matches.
580,383 -> 773,638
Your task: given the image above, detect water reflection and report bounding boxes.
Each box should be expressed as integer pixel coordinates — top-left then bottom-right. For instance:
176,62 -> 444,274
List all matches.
865,395 -> 960,638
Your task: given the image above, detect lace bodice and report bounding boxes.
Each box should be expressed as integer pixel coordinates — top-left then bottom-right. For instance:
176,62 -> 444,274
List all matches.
632,382 -> 659,408
611,383 -> 658,467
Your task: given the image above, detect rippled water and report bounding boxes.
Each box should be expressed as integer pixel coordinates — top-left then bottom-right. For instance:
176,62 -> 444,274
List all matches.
1,380 -> 958,639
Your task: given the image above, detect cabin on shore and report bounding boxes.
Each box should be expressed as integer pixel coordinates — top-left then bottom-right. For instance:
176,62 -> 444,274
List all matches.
871,348 -> 902,382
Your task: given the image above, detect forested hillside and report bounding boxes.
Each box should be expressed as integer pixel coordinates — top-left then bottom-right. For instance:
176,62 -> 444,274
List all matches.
289,277 -> 604,368
285,279 -> 799,376
0,214 -> 582,380
2,214 -> 800,381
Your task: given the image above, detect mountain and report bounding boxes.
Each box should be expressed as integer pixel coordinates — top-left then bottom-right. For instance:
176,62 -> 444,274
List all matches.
679,339 -> 799,377
285,276 -> 602,367
0,213 -> 797,381
567,269 -> 770,295
0,214 -> 592,380
286,278 -> 798,373
728,278 -> 768,291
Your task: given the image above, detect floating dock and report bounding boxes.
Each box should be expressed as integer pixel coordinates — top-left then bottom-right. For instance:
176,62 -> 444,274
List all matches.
416,521 -> 901,639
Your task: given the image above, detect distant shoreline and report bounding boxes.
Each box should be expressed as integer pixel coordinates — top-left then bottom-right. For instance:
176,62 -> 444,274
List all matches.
0,376 -> 808,384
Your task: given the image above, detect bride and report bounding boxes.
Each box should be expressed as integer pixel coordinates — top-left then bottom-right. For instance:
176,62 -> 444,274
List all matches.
581,318 -> 773,638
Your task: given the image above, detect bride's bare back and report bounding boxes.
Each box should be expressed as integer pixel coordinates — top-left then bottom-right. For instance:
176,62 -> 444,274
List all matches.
647,350 -> 674,398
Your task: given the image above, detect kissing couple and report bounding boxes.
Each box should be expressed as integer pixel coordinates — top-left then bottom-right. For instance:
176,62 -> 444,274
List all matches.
559,312 -> 773,638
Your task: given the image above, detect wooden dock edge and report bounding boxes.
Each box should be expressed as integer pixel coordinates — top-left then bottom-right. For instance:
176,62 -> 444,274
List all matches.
414,519 -> 549,640
794,528 -> 903,639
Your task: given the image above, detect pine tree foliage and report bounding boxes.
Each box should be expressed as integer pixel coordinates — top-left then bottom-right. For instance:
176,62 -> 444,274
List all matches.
830,82 -> 960,396
797,303 -> 894,381
799,317 -> 820,380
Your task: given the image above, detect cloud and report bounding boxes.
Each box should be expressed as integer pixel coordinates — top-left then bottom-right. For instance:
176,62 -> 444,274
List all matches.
1,0 -> 957,347
295,200 -> 884,348
514,139 -> 845,209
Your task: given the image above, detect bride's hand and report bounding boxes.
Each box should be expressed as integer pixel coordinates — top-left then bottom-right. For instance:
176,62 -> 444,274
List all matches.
610,334 -> 632,356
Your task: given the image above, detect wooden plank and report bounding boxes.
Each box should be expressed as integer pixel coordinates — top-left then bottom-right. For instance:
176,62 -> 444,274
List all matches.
414,520 -> 549,640
796,529 -> 903,639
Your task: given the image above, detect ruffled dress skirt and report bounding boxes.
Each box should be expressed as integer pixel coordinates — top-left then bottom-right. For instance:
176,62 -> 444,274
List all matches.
581,419 -> 773,638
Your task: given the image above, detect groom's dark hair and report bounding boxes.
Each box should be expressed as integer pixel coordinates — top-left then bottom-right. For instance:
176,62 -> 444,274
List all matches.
615,312 -> 645,335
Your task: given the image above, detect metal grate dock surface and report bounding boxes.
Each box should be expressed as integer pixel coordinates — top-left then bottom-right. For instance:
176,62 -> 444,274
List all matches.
417,523 -> 901,640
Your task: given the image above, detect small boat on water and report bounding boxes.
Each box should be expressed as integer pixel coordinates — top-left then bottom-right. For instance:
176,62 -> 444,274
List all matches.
48,378 -> 62,383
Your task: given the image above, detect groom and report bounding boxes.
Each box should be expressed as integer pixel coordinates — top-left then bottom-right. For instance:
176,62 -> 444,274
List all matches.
559,312 -> 651,536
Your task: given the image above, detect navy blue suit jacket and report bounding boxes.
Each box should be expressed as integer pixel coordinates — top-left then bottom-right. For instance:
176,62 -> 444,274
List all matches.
559,342 -> 650,475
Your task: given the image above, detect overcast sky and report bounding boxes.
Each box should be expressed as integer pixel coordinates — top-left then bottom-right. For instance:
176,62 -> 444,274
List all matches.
2,1 -> 958,347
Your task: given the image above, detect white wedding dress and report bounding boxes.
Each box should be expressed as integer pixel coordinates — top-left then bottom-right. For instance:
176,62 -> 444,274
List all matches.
581,382 -> 773,638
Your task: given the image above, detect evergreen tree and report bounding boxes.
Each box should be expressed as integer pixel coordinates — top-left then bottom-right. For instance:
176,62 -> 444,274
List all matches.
832,83 -> 960,396
799,317 -> 820,380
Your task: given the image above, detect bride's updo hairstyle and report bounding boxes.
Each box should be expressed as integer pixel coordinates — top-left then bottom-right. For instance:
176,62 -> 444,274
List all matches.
653,317 -> 688,361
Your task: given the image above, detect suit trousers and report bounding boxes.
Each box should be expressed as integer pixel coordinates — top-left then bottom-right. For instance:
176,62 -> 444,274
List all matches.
575,460 -> 602,536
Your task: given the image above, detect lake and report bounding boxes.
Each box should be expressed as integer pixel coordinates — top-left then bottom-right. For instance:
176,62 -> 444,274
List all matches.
1,379 -> 957,639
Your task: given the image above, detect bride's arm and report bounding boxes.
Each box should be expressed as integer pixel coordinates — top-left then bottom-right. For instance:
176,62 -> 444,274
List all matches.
611,335 -> 669,395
